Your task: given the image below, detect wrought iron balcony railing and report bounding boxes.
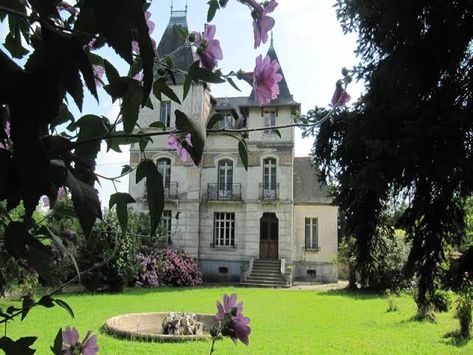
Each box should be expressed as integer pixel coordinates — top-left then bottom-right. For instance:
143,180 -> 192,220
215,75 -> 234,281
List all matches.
207,183 -> 242,201
163,182 -> 178,200
259,183 -> 279,201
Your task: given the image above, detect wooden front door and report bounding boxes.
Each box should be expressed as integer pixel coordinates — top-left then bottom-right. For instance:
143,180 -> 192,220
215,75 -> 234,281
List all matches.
260,213 -> 278,260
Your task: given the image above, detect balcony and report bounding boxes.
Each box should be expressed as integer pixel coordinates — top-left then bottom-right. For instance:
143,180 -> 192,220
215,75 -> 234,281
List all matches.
259,183 -> 279,201
164,182 -> 179,200
207,183 -> 242,201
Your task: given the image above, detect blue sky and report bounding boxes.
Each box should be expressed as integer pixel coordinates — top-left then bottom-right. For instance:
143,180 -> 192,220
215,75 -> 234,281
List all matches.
0,1 -> 364,206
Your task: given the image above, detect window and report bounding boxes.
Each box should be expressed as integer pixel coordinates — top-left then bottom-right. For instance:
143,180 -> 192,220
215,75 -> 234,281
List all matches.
305,218 -> 319,250
264,108 -> 276,134
214,212 -> 235,247
262,158 -> 277,199
218,113 -> 233,129
160,210 -> 172,237
160,101 -> 171,127
218,160 -> 233,199
157,158 -> 171,191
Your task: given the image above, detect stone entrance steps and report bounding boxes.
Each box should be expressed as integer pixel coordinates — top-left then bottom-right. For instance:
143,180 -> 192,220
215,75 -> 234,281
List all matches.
241,260 -> 288,288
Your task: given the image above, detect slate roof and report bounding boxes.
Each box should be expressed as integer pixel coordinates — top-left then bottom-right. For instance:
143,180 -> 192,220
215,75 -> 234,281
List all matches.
293,157 -> 333,204
156,10 -> 194,84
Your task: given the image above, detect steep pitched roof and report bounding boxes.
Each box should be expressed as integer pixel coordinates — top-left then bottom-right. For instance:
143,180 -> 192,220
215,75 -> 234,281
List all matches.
293,157 -> 333,205
249,36 -> 293,105
156,9 -> 194,84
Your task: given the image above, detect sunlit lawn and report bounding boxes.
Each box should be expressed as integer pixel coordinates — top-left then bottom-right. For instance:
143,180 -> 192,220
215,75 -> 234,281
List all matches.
1,287 -> 471,354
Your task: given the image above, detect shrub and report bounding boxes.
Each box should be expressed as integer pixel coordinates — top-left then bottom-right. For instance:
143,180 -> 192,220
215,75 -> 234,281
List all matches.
386,290 -> 399,312
456,273 -> 472,339
135,247 -> 203,287
432,290 -> 453,313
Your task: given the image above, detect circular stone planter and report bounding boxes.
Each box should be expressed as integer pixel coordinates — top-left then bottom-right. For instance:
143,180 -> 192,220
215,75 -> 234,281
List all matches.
104,312 -> 216,342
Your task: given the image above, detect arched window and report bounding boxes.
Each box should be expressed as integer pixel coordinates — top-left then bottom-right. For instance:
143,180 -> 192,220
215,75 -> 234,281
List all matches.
218,160 -> 233,199
262,158 -> 277,199
157,158 -> 171,190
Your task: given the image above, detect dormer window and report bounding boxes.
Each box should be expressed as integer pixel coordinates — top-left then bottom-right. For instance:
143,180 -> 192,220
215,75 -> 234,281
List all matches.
217,112 -> 233,129
264,108 -> 277,134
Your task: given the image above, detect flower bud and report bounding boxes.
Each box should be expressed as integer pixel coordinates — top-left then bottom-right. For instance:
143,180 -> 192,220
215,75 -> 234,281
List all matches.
210,323 -> 220,338
341,67 -> 349,77
219,0 -> 229,7
188,32 -> 196,43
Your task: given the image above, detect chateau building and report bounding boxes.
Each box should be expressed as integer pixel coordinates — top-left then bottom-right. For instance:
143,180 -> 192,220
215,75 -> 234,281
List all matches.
128,9 -> 338,284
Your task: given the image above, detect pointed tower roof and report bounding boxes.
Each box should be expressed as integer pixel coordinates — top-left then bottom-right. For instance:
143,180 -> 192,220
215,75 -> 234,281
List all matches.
156,7 -> 194,84
248,34 -> 295,105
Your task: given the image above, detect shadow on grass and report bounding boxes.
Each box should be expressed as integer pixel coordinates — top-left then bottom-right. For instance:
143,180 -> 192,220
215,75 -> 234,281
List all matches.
317,288 -> 383,300
442,330 -> 471,348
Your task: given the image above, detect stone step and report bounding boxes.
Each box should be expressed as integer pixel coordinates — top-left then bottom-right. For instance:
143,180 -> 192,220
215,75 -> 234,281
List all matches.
251,265 -> 281,272
240,281 -> 289,288
249,272 -> 282,278
253,260 -> 281,265
247,278 -> 283,284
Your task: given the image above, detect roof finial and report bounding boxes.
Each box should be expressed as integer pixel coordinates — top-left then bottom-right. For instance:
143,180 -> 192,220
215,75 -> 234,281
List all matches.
270,31 -> 274,47
171,0 -> 173,13
185,0 -> 188,12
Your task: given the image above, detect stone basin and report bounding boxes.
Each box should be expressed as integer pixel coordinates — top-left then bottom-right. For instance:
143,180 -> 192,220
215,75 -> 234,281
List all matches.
104,312 -> 216,342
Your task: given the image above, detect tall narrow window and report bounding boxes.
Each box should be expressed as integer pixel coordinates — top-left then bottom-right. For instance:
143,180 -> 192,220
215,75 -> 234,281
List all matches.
160,210 -> 172,238
264,108 -> 276,134
218,160 -> 233,199
214,212 -> 235,247
262,158 -> 277,199
305,218 -> 318,250
160,101 -> 171,127
218,113 -> 233,129
157,158 -> 171,193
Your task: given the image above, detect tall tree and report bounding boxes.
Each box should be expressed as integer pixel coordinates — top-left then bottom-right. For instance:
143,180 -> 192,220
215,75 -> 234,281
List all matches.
311,0 -> 473,315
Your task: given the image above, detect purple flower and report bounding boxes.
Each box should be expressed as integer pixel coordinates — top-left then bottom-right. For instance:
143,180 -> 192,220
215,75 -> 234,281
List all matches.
41,186 -> 66,208
242,54 -> 282,106
133,71 -> 144,82
215,294 -> 251,345
62,327 -> 99,355
330,81 -> 351,107
58,1 -> 78,15
132,11 -> 156,54
168,133 -> 192,162
62,229 -> 76,240
247,0 -> 278,49
83,38 -> 97,51
193,24 -> 223,72
93,65 -> 105,88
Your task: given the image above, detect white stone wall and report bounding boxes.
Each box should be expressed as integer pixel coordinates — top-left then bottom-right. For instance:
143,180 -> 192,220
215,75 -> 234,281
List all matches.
292,204 -> 338,282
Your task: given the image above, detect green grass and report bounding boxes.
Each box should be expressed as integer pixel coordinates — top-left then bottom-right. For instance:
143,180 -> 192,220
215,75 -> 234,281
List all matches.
1,287 -> 471,354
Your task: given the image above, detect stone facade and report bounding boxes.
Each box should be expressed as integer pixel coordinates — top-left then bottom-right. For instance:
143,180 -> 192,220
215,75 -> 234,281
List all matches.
128,10 -> 338,284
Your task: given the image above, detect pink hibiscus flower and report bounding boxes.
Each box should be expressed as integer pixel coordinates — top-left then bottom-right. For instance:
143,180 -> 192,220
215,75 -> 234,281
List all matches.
247,0 -> 278,49
215,293 -> 251,345
132,11 -> 156,54
193,24 -> 223,72
62,327 -> 99,355
330,81 -> 351,107
168,133 -> 192,162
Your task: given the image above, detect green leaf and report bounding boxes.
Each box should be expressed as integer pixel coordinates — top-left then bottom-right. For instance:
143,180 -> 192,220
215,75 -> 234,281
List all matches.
174,24 -> 188,40
207,0 -> 219,22
50,103 -> 75,130
104,59 -> 121,86
238,140 -> 248,171
136,160 -> 164,236
4,31 -> 28,59
149,121 -> 166,129
273,129 -> 282,139
109,192 -> 135,235
29,0 -> 59,17
37,295 -> 54,308
66,171 -> 102,237
21,296 -> 35,321
74,115 -> 109,161
122,81 -> 144,133
183,74 -> 193,101
50,328 -> 63,355
227,77 -> 241,92
0,336 -> 37,355
121,165 -> 133,175
206,113 -> 224,129
193,67 -> 225,84
175,110 -> 207,166
153,78 -> 181,104
53,299 -> 75,319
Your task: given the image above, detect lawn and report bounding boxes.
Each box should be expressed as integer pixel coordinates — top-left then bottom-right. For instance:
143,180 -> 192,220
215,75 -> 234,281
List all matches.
1,287 -> 471,354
